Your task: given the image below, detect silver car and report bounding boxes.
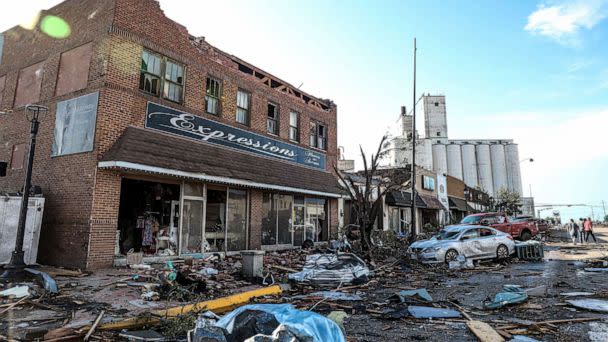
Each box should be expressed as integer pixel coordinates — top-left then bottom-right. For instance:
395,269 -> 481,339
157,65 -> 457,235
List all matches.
407,225 -> 515,264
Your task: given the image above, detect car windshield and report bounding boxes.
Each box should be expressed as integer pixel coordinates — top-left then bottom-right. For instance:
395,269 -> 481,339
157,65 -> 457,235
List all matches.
436,230 -> 461,240
460,216 -> 482,224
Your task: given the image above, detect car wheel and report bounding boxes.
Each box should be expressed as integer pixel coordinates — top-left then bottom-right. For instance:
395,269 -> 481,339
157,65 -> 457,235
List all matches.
520,230 -> 532,241
445,249 -> 459,263
496,244 -> 509,260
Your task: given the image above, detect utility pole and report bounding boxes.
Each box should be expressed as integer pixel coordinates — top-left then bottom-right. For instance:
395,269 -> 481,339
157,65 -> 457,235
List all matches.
602,200 -> 606,221
410,38 -> 417,241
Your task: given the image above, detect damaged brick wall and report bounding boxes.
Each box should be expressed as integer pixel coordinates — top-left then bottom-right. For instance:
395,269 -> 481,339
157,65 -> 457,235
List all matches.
0,0 -> 116,269
0,0 -> 339,268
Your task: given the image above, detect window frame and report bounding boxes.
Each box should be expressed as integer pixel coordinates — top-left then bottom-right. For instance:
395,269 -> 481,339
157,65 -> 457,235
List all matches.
236,89 -> 251,126
266,102 -> 279,135
205,76 -> 222,115
139,49 -> 185,104
309,120 -> 327,150
289,110 -> 299,142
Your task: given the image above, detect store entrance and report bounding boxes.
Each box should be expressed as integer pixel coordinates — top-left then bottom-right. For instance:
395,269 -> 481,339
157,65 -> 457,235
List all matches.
117,178 -> 180,256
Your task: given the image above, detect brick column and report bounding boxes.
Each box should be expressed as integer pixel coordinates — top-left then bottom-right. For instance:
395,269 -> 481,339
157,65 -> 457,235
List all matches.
87,169 -> 122,269
248,189 -> 263,250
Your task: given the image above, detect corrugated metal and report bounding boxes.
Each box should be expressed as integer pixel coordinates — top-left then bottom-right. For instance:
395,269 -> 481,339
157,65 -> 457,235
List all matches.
475,144 -> 494,196
432,144 -> 448,176
504,144 -> 522,196
461,144 -> 478,188
490,144 -> 507,194
446,144 -> 463,180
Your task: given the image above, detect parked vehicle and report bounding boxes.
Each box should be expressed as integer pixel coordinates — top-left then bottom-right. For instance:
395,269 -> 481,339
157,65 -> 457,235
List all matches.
512,216 -> 550,234
408,225 -> 515,264
458,213 -> 539,240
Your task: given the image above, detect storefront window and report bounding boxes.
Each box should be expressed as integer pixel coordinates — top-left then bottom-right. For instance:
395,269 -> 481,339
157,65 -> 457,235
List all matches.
227,189 -> 248,251
305,198 -> 327,242
184,183 -> 204,197
262,193 -> 277,245
262,193 -> 294,246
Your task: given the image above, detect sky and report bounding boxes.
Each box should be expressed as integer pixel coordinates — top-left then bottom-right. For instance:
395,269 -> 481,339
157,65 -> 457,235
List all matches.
1,0 -> 607,221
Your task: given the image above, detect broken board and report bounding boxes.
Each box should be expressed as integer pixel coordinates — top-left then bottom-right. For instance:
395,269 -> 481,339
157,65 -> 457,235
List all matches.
466,320 -> 505,342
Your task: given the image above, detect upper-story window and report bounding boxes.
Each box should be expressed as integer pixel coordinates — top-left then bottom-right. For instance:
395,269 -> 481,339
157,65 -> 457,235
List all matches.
289,111 -> 299,142
309,120 -> 327,150
236,89 -> 250,125
205,77 -> 222,115
139,49 -> 184,103
267,102 -> 278,135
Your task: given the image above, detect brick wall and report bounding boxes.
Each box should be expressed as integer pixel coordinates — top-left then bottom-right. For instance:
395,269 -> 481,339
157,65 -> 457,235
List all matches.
0,0 -> 115,269
0,0 -> 339,268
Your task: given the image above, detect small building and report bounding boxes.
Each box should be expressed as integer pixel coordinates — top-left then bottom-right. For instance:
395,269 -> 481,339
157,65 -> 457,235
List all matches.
0,0 -> 341,269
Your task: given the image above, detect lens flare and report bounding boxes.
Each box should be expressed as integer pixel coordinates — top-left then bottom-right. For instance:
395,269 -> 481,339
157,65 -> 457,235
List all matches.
40,15 -> 71,39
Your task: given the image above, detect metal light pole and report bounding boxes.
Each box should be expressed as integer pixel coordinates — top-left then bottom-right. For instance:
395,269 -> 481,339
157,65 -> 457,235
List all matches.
410,38 -> 417,241
1,104 -> 48,282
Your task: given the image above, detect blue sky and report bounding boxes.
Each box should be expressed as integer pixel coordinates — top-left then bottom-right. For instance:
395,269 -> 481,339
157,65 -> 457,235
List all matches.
2,0 -> 607,220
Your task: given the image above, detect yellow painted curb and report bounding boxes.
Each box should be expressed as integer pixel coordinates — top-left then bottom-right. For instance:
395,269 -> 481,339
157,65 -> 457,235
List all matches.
99,285 -> 282,331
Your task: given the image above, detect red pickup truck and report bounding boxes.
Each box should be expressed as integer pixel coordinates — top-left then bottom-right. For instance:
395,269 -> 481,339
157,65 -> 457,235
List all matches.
459,213 -> 538,241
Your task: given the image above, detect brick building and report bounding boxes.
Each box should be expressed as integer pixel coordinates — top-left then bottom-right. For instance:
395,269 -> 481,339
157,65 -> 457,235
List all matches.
0,0 -> 341,269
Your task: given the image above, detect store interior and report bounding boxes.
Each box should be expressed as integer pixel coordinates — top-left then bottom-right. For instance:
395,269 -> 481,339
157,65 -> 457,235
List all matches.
117,179 -> 180,256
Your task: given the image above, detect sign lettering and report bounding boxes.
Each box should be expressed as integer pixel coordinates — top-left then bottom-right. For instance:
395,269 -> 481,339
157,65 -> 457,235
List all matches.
145,102 -> 326,170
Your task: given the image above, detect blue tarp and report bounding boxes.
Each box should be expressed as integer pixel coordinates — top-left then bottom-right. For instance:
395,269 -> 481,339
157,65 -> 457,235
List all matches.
215,304 -> 346,342
484,285 -> 528,309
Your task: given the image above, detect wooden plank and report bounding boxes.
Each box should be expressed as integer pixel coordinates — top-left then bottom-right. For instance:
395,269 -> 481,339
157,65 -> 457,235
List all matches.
466,320 -> 505,342
84,310 -> 105,341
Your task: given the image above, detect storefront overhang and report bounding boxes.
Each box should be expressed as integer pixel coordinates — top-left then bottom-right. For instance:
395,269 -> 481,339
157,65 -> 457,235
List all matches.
98,127 -> 343,198
98,160 -> 341,198
385,190 -> 426,208
419,194 -> 444,210
448,196 -> 468,212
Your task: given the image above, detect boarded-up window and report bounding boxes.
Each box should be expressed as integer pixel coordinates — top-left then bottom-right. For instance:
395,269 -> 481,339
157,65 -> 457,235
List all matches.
0,75 -> 5,107
11,143 -> 26,170
52,91 -> 99,156
55,42 -> 93,96
14,61 -> 44,108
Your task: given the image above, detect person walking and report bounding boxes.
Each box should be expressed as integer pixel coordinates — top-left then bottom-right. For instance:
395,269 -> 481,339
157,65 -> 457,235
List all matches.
578,218 -> 586,244
568,219 -> 579,245
584,217 -> 598,243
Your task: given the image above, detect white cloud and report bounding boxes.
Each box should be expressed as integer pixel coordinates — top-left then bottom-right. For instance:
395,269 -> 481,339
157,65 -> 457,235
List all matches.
525,0 -> 608,45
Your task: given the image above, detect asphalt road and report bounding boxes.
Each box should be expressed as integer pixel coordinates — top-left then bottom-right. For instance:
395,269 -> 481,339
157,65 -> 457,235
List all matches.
344,226 -> 608,341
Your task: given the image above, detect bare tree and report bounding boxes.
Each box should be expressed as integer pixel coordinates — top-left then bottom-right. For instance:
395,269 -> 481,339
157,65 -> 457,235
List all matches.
334,136 -> 408,252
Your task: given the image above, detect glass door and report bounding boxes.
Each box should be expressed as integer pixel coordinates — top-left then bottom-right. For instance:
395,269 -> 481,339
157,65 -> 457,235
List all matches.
293,196 -> 305,246
226,189 -> 248,251
180,183 -> 205,254
205,187 -> 227,252
305,198 -> 327,242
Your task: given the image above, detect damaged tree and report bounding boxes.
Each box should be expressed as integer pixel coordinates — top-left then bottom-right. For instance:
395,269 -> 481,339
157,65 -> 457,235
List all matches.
334,136 -> 408,254
491,187 -> 522,215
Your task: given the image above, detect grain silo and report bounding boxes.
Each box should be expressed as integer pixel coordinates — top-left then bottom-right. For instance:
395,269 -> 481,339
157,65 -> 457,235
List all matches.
446,143 -> 463,180
461,144 -> 478,188
475,144 -> 494,196
490,143 -> 507,194
432,143 -> 448,176
504,144 -> 523,196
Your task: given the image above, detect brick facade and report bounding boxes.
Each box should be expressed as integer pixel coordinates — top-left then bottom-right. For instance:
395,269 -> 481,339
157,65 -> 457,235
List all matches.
0,0 -> 339,269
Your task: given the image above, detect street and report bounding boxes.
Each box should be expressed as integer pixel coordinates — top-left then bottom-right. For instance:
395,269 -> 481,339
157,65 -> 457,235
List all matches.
345,226 -> 608,341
